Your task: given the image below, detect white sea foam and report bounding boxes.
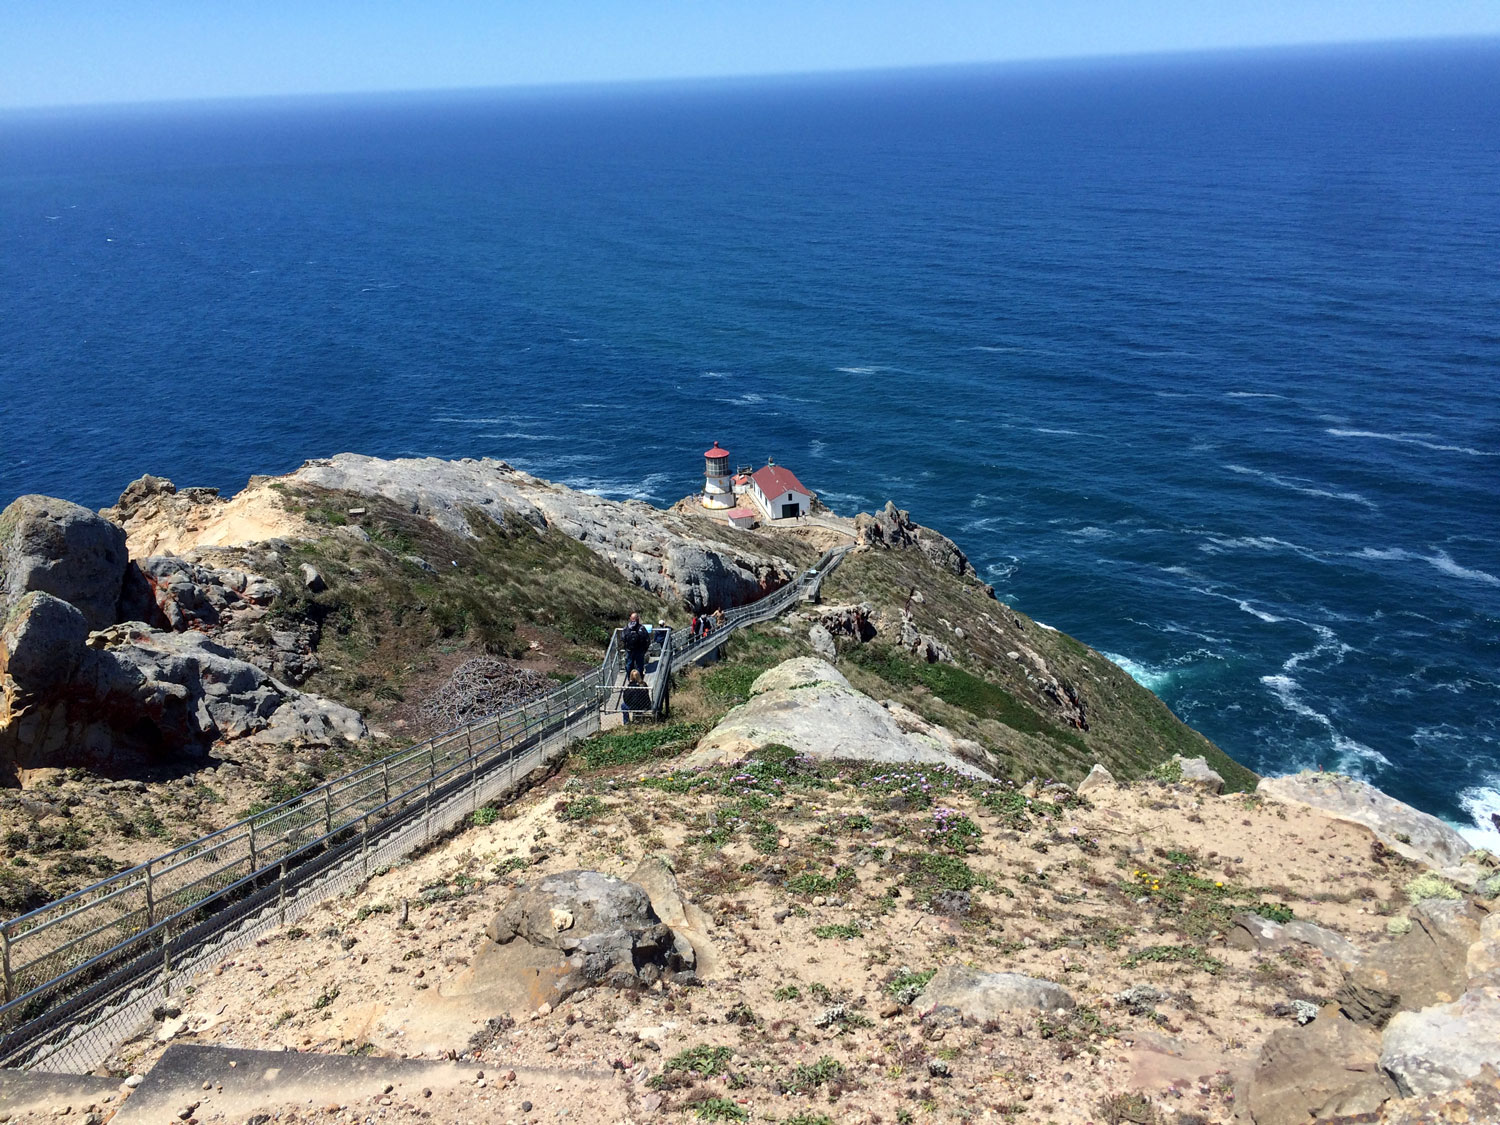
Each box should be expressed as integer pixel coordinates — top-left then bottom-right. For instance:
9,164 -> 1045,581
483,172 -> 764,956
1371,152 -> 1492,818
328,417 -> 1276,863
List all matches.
1259,674 -> 1391,772
1326,428 -> 1499,457
1457,782 -> 1500,852
570,470 -> 674,503
1223,463 -> 1376,508
1352,546 -> 1500,587
431,416 -> 519,425
730,392 -> 766,406
1035,427 -> 1083,436
1225,391 -> 1286,399
1237,599 -> 1284,624
700,370 -> 732,378
1199,534 -> 1321,558
1104,652 -> 1176,692
1065,525 -> 1113,540
835,365 -> 883,375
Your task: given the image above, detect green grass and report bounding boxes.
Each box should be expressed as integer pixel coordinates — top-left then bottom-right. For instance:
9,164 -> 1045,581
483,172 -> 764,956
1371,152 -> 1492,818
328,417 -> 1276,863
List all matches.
848,646 -> 1071,744
559,795 -> 605,823
812,922 -> 862,940
1122,944 -> 1225,975
693,1098 -> 748,1121
574,721 -> 710,772
786,869 -> 855,896
785,1056 -> 845,1094
887,968 -> 937,997
652,1045 -> 734,1084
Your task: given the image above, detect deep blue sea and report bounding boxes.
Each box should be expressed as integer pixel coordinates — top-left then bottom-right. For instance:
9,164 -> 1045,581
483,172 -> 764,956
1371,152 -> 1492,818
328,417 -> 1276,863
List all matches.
3,42 -> 1498,843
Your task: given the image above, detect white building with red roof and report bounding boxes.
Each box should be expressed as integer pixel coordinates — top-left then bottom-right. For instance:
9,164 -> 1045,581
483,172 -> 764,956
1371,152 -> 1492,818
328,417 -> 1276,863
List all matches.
748,462 -> 812,522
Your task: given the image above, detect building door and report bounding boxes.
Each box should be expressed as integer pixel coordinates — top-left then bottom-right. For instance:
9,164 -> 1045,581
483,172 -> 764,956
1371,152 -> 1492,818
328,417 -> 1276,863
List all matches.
781,502 -> 801,519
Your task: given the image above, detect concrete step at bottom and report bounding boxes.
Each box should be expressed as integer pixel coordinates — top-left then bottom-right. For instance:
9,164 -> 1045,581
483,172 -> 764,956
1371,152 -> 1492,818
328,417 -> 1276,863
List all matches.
112,1042 -> 629,1124
0,1066 -> 122,1119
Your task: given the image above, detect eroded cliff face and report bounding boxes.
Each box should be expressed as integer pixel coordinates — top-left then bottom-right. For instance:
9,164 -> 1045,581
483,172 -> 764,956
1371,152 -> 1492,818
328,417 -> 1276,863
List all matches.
0,493 -> 364,788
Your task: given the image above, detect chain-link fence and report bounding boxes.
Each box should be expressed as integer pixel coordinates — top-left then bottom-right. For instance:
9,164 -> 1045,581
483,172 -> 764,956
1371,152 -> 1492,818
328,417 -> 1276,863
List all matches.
0,546 -> 846,1072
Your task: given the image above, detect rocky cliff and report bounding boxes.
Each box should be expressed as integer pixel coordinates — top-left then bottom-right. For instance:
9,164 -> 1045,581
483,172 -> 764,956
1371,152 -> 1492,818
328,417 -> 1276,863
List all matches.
4,450 -> 1226,913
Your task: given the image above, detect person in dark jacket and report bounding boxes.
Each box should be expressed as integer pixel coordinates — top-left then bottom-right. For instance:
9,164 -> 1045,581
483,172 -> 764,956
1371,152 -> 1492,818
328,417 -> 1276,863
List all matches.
622,612 -> 650,679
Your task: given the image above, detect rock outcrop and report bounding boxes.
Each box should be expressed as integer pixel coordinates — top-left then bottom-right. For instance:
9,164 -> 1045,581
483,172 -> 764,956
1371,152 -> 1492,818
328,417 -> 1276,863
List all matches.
0,495 -> 364,784
855,501 -> 987,589
1257,771 -> 1472,870
289,454 -> 802,611
682,657 -> 992,777
2,495 -> 128,631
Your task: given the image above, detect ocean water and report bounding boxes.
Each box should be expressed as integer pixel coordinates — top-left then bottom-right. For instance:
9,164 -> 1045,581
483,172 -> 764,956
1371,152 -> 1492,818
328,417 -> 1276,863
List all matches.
3,42 -> 1498,842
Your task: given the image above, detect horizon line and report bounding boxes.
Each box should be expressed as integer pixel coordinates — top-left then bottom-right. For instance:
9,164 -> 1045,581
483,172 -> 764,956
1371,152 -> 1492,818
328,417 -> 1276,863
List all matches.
3,32 -> 1496,116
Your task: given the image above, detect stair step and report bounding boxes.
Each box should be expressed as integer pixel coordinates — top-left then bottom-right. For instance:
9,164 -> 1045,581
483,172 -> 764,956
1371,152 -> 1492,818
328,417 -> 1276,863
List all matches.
111,1043 -> 624,1124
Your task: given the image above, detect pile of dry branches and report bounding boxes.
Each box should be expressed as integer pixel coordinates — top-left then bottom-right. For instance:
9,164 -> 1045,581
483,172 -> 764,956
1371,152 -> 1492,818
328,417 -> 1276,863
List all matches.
418,658 -> 555,730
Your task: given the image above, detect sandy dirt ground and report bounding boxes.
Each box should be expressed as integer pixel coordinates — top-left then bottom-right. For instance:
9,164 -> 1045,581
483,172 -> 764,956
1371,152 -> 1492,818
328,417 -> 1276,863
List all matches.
9,754 -> 1426,1125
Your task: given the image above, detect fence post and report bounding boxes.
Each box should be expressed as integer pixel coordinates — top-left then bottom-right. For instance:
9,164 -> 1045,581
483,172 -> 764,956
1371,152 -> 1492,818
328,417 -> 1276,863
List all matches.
2,924 -> 13,1004
278,858 -> 288,923
381,759 -> 390,803
323,786 -> 333,836
144,863 -> 156,928
248,820 -> 259,872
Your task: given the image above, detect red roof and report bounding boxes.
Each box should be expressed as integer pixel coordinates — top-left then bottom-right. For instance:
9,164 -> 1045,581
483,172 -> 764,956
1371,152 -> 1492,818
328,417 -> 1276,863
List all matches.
751,464 -> 809,497
704,444 -> 730,460
726,507 -> 756,519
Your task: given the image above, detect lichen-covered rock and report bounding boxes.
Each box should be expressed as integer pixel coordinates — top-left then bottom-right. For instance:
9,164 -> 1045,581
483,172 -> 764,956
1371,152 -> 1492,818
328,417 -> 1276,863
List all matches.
808,622 -> 837,660
1,495 -> 127,630
916,964 -> 1074,1021
682,657 -> 991,778
1,619 -> 364,783
1257,771 -> 1472,870
1225,911 -> 1360,969
1,591 -> 89,692
1380,986 -> 1500,1098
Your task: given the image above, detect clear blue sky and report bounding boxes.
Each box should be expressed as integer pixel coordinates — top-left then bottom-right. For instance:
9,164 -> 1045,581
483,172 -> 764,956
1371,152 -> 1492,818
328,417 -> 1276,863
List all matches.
3,1 -> 1498,109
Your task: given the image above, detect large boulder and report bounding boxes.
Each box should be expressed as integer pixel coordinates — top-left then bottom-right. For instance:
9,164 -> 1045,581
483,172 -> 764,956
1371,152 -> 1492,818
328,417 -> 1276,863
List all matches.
1379,986 -> 1500,1098
1174,755 -> 1225,794
1257,772 -> 1471,870
460,870 -> 692,1013
1242,1014 -> 1396,1124
1,495 -> 127,630
915,964 -> 1074,1021
1,591 -> 89,692
681,657 -> 990,777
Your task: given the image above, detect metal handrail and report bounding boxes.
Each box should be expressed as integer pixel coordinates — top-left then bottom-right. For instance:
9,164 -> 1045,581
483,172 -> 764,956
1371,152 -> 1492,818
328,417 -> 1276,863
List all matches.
0,543 -> 848,1067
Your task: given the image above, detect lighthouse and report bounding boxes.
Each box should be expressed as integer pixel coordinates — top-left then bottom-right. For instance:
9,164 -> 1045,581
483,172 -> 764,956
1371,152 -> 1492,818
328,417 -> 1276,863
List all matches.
701,442 -> 732,510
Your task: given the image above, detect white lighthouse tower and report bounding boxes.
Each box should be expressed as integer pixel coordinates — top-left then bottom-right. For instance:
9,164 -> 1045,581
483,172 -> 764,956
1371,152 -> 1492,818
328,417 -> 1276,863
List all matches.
701,442 -> 733,510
